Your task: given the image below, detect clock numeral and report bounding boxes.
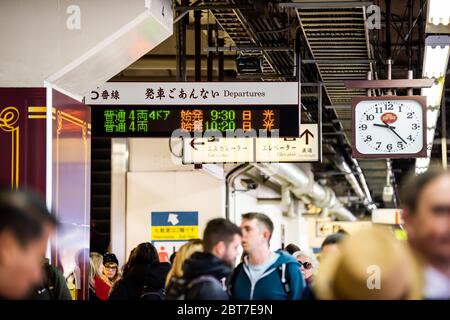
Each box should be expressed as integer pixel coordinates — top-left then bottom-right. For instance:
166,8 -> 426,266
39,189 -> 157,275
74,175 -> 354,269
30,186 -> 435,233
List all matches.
384,103 -> 393,111
365,114 -> 375,121
407,112 -> 414,119
375,107 -> 383,114
397,141 -> 404,149
360,124 -> 367,130
407,135 -> 413,141
398,106 -> 402,112
386,144 -> 393,151
364,135 -> 372,142
412,123 -> 419,130
376,142 -> 382,150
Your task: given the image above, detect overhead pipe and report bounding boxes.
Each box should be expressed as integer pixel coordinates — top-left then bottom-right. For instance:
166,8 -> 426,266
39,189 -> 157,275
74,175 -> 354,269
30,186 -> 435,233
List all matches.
254,163 -> 358,221
351,158 -> 375,209
334,155 -> 365,200
328,144 -> 374,212
225,164 -> 253,220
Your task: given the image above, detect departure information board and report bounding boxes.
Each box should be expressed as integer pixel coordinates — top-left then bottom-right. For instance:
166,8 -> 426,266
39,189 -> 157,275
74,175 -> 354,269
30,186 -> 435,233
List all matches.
91,105 -> 299,137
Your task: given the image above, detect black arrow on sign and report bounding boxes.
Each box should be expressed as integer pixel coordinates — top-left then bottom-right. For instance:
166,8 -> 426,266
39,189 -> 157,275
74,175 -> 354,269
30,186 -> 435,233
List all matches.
300,129 -> 314,145
190,138 -> 205,150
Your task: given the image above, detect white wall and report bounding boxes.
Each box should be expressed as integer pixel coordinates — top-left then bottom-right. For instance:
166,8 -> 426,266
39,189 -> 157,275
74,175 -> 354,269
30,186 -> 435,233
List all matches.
114,138 -> 311,262
124,138 -> 225,259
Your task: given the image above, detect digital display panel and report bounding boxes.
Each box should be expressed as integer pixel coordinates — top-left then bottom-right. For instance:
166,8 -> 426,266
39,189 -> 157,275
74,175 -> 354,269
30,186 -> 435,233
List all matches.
91,105 -> 299,137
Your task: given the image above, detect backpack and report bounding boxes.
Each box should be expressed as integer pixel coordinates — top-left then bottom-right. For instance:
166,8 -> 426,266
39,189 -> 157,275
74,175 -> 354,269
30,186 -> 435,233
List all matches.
139,275 -> 165,300
165,275 -> 222,300
227,262 -> 291,298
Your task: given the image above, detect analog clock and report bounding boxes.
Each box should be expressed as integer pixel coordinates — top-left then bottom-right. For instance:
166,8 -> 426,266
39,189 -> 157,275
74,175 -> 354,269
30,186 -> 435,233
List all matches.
352,96 -> 427,158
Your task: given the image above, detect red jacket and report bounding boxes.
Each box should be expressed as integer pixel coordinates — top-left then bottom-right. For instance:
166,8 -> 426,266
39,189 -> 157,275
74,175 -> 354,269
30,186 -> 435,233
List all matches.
94,276 -> 111,300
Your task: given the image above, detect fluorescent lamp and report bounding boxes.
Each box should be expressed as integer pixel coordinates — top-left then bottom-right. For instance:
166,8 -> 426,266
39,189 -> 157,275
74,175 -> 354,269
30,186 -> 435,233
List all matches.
421,81 -> 444,107
416,35 -> 450,174
428,0 -> 450,26
427,128 -> 436,153
423,46 -> 450,78
416,157 -> 431,175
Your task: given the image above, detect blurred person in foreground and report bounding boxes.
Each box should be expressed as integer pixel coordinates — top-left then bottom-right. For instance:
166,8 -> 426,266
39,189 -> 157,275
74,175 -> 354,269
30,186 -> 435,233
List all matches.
0,188 -> 57,299
314,228 -> 422,300
401,170 -> 450,299
319,231 -> 347,261
29,258 -> 72,300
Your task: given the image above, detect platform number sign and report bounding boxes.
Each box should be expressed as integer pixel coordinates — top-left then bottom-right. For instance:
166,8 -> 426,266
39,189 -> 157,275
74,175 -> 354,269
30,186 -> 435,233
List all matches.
352,96 -> 427,158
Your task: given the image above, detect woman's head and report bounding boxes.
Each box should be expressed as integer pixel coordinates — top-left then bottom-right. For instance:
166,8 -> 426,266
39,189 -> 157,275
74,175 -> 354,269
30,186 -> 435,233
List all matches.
293,250 -> 319,284
165,239 -> 203,287
103,253 -> 119,281
89,252 -> 103,287
123,242 -> 159,276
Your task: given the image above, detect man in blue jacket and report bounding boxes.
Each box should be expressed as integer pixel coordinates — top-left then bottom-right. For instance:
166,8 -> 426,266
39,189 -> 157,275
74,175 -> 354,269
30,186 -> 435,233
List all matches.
228,212 -> 305,300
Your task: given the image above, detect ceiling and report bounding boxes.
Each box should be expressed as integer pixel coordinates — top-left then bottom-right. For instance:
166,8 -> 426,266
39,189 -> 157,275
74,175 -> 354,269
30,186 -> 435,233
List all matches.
110,0 -> 448,214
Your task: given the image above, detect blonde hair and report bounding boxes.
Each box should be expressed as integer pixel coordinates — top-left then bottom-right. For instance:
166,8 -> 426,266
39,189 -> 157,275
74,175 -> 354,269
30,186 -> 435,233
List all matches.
165,239 -> 203,288
293,249 -> 320,276
89,252 -> 103,288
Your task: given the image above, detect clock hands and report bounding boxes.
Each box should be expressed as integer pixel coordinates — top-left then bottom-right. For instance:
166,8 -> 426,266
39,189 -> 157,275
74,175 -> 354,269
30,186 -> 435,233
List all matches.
373,121 -> 407,144
373,123 -> 396,129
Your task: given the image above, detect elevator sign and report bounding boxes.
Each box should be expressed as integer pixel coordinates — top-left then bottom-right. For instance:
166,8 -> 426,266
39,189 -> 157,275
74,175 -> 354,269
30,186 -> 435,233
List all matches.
151,211 -> 199,241
182,124 -> 319,163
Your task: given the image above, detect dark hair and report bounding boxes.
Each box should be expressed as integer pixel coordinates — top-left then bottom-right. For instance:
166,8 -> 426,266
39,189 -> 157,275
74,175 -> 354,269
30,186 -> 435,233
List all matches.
285,243 -> 301,255
123,242 -> 159,276
203,218 -> 241,253
242,212 -> 274,241
401,170 -> 450,214
321,232 -> 346,249
169,251 -> 177,264
0,188 -> 57,246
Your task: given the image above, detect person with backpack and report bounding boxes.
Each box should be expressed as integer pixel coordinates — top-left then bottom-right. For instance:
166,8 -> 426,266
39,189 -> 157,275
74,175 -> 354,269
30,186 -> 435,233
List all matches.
228,212 -> 305,300
108,242 -> 170,300
166,218 -> 242,300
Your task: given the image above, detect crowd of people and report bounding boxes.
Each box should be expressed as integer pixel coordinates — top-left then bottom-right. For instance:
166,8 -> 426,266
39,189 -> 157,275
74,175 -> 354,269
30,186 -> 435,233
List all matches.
0,169 -> 449,300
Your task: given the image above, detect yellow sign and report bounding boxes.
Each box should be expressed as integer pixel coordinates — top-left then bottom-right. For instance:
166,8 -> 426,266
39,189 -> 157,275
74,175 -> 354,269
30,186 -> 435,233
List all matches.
394,229 -> 408,240
151,225 -> 199,241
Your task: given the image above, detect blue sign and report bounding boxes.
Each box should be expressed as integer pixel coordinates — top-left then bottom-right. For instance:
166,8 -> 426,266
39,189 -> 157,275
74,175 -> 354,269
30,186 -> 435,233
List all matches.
151,211 -> 199,241
151,211 -> 198,226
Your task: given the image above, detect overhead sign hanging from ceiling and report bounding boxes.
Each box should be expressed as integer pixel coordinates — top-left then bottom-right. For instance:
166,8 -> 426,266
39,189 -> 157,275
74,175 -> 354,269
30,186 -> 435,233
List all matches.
86,82 -> 300,138
86,82 -> 299,105
182,124 -> 320,164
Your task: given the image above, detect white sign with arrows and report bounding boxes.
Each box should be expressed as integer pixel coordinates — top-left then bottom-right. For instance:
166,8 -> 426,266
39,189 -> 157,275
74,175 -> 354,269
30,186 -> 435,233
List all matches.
167,213 -> 179,226
182,124 -> 319,164
256,124 -> 319,162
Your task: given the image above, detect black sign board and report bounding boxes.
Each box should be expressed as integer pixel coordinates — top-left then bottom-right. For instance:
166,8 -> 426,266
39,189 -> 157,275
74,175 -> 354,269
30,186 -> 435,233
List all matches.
91,105 -> 299,137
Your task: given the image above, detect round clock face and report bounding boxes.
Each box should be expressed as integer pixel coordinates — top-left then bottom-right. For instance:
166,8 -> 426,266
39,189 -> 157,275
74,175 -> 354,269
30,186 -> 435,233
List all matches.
354,99 -> 424,155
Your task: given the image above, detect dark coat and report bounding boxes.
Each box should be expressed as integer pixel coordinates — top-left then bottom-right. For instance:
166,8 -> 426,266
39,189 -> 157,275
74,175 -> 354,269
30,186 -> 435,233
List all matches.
108,262 -> 171,300
177,252 -> 231,300
29,261 -> 72,300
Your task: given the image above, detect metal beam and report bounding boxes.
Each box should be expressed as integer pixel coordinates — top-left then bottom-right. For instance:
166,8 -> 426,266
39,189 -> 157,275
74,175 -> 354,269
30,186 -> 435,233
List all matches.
278,1 -> 373,9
